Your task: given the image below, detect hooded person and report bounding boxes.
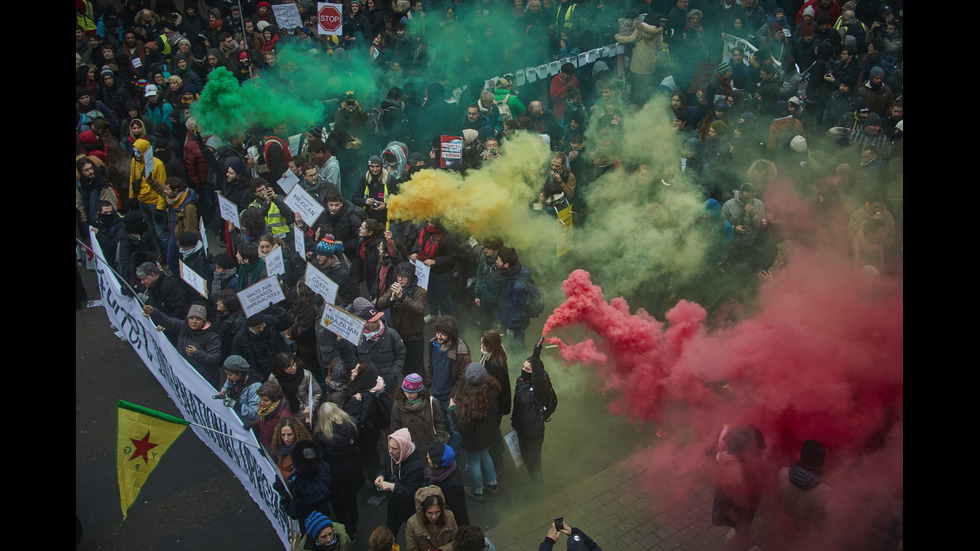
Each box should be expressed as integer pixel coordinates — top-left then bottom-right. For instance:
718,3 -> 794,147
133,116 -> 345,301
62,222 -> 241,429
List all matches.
511,342 -> 554,484
776,440 -> 833,548
424,441 -> 469,528
374,427 -> 425,536
450,362 -> 501,501
405,485 -> 458,551
129,137 -> 169,255
277,439 -> 333,534
298,510 -> 354,551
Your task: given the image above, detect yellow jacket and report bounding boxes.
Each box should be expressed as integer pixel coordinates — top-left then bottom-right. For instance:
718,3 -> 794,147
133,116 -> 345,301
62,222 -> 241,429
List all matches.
128,139 -> 167,209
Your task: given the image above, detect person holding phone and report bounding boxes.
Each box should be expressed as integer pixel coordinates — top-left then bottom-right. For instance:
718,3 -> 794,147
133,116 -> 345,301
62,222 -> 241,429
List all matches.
538,519 -> 602,551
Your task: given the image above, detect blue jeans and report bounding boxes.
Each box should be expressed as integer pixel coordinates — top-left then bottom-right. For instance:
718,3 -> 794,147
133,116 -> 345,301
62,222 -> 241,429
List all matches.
465,446 -> 497,495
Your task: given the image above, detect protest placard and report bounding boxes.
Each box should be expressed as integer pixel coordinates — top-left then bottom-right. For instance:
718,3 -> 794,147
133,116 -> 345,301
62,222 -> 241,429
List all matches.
265,245 -> 285,278
272,3 -> 301,30
179,260 -> 208,298
284,185 -> 324,227
304,262 -> 338,305
216,193 -> 240,229
237,276 -> 287,319
411,258 -> 431,290
321,303 -> 365,346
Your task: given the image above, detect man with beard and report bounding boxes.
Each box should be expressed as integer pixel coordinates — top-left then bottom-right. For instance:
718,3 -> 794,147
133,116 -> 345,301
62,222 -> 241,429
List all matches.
77,158 -> 118,225
425,315 -> 470,449
160,177 -> 200,273
857,66 -> 893,118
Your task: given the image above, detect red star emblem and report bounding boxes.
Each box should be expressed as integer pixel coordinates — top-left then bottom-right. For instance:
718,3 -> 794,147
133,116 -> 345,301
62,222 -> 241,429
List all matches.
129,431 -> 158,465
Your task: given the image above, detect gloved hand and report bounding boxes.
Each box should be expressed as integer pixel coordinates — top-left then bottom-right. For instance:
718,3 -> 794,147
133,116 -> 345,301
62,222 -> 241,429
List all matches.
533,337 -> 544,359
222,397 -> 235,408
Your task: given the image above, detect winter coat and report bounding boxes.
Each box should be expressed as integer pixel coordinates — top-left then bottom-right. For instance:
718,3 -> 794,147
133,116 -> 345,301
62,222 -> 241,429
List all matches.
250,400 -> 293,450
497,263 -> 531,331
356,324 -> 407,392
378,430 -> 426,525
313,422 -> 365,501
390,396 -> 447,454
269,370 -> 323,422
376,268 -> 427,341
511,372 -> 550,439
405,485 -> 457,551
150,310 -> 223,385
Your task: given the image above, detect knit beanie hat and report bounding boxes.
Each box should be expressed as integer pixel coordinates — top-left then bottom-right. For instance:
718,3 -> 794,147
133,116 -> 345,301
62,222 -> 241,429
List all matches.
464,362 -> 487,385
305,511 -> 334,541
402,373 -> 424,393
223,355 -> 250,373
790,135 -> 808,152
186,304 -> 208,320
427,441 -> 455,468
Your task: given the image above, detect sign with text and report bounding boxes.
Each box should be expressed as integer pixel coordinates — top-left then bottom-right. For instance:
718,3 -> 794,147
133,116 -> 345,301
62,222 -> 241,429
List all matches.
439,135 -> 463,170
293,224 -> 306,261
88,229 -> 290,549
272,3 -> 302,31
304,262 -> 338,305
217,192 -> 241,229
284,185 -> 324,227
321,303 -> 365,346
236,276 -> 287,319
410,258 -> 431,290
277,167 -> 300,194
179,260 -> 208,298
317,2 -> 343,35
265,246 -> 285,278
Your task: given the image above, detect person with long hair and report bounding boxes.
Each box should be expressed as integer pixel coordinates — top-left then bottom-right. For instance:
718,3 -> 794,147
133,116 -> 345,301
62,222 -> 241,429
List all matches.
480,330 -> 511,469
367,525 -> 396,551
390,374 -> 447,456
250,381 -> 293,450
312,402 -> 364,542
404,485 -> 457,551
269,417 -> 312,481
269,353 -> 322,426
344,361 -> 385,494
450,362 -> 501,501
511,343 -> 554,484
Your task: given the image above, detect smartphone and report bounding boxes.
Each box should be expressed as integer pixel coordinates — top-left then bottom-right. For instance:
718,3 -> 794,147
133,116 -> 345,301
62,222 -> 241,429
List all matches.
554,517 -> 564,531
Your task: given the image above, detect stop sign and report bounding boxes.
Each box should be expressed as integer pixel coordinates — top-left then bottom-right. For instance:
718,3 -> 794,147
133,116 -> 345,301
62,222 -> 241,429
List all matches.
318,3 -> 342,35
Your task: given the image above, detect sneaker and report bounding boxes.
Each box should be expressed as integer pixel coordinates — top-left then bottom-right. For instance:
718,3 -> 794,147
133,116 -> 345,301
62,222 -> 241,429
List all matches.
484,483 -> 498,496
366,491 -> 387,507
424,314 -> 436,323
464,487 -> 485,502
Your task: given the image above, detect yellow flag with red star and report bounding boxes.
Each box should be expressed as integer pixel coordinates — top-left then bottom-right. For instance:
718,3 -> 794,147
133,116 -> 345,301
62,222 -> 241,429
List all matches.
116,400 -> 189,520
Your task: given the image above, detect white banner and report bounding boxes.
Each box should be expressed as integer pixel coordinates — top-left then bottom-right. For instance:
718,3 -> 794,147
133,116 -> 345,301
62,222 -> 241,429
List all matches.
88,229 -> 290,549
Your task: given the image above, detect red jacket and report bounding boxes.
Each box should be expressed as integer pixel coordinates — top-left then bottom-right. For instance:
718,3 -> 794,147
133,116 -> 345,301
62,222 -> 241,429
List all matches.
549,73 -> 579,120
183,133 -> 208,189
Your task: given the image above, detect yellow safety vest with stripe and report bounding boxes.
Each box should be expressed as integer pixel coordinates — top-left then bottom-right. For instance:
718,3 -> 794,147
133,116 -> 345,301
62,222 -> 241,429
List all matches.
250,198 -> 290,237
556,3 -> 576,30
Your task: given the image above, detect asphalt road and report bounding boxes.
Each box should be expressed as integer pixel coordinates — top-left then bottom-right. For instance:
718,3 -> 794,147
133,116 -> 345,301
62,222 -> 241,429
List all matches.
76,264 -> 650,550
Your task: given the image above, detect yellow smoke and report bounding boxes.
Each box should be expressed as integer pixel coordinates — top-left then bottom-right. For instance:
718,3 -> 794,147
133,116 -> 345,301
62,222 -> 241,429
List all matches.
388,132 -> 556,251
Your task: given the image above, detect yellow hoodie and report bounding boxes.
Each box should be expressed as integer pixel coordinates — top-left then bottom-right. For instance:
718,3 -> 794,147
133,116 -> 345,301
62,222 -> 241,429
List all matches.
128,138 -> 167,209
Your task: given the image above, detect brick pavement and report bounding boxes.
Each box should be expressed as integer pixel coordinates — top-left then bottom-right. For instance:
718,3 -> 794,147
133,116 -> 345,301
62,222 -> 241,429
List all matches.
481,448 -> 775,551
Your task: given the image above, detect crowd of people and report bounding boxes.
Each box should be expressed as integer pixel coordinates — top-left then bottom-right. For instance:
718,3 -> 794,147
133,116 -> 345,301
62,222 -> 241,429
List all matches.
77,0 -> 902,549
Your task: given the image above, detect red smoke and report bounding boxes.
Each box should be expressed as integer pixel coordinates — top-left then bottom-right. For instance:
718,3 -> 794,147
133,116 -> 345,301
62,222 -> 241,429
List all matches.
543,251 -> 903,546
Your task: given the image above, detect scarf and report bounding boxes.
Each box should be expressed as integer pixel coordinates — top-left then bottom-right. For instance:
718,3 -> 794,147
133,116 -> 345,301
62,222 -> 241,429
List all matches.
180,241 -> 204,259
258,398 -> 282,420
165,190 -> 188,209
424,460 -> 458,484
209,18 -> 224,31
277,369 -> 305,412
364,320 -> 385,341
416,225 -> 443,261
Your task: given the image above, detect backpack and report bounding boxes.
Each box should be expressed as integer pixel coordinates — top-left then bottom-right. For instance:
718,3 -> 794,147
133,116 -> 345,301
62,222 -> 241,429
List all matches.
365,106 -> 388,137
534,373 -> 559,422
494,93 -> 513,122
522,277 -> 545,318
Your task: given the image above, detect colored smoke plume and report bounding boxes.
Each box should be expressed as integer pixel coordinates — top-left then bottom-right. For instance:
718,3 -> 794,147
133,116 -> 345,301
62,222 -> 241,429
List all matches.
388,131 -> 557,253
191,44 -> 380,138
544,252 -> 902,546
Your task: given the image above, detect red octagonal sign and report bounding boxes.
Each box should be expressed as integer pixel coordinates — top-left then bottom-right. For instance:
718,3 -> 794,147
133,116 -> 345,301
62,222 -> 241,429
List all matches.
318,3 -> 342,34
